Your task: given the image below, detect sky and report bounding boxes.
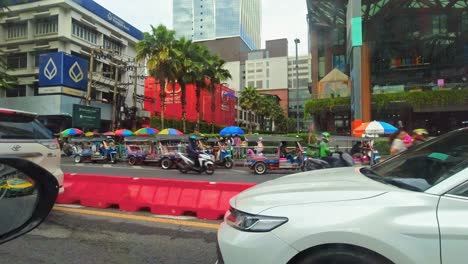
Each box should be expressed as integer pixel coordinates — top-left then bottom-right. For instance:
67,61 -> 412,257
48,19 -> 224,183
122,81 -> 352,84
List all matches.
93,0 -> 309,56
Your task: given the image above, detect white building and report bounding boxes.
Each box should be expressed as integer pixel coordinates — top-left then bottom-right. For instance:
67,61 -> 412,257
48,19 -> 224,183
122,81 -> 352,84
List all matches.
245,56 -> 288,90
0,0 -> 144,132
173,0 -> 262,50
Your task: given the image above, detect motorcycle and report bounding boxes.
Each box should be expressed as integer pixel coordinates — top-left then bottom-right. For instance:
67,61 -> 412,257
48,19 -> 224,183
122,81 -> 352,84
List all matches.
177,152 -> 215,175
214,147 -> 234,169
303,151 -> 354,171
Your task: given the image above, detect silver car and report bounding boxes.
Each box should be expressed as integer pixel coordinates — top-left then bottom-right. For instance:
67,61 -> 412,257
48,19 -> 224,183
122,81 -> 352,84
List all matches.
0,108 -> 64,193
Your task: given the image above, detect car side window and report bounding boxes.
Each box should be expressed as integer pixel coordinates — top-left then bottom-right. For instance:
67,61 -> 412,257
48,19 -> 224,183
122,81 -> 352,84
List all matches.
448,181 -> 468,198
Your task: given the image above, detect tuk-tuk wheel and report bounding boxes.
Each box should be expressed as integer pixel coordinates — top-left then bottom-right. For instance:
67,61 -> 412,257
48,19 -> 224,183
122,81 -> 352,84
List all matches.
161,158 -> 172,170
128,157 -> 137,166
254,162 -> 267,175
74,155 -> 81,163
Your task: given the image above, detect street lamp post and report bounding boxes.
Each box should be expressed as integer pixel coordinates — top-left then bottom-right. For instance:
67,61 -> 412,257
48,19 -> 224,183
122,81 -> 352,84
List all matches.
294,38 -> 300,134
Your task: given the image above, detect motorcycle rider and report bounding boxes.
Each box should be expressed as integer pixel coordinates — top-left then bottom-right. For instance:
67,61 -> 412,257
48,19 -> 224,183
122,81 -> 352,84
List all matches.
411,128 -> 428,147
319,132 -> 339,166
187,135 -> 202,168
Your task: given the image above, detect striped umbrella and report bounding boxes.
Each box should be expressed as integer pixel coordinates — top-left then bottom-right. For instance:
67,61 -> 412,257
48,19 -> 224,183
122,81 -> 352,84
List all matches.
158,128 -> 184,135
135,127 -> 159,136
61,128 -> 83,137
103,131 -> 115,136
114,129 -> 134,137
353,121 -> 398,135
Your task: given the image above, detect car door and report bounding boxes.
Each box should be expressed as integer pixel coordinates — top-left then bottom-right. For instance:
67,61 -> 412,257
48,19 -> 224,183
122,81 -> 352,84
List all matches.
437,169 -> 468,264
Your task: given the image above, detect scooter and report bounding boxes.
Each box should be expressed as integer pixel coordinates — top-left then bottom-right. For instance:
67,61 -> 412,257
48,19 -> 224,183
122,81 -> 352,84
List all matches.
177,152 -> 215,175
303,151 -> 354,171
214,148 -> 234,169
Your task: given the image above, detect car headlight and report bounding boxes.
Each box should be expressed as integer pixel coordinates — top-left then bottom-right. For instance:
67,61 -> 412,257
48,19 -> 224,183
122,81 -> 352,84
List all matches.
225,207 -> 288,232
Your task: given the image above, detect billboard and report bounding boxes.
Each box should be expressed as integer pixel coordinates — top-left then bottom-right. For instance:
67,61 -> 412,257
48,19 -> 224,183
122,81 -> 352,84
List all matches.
39,52 -> 88,91
72,104 -> 101,129
144,78 -> 236,127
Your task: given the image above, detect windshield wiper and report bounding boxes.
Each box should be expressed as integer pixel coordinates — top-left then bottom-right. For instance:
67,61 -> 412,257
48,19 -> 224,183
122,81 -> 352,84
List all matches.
360,167 -> 423,192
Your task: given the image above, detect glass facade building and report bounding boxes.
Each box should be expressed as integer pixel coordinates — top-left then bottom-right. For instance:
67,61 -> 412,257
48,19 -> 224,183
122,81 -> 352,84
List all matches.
307,0 -> 468,134
173,0 -> 261,49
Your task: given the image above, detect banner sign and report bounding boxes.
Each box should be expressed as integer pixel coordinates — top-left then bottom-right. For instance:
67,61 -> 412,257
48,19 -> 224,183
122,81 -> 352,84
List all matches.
39,52 -> 88,91
73,104 -> 101,129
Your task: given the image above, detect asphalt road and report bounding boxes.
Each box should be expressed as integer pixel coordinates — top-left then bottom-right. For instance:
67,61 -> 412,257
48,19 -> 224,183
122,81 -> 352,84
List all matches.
61,157 -> 291,183
0,206 -> 219,264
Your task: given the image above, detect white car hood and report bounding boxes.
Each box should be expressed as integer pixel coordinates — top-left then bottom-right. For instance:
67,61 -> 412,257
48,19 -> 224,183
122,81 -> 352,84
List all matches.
232,167 -> 395,215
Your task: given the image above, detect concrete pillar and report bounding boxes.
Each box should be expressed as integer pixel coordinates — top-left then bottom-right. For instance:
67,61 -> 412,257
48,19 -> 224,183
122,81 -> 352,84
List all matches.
310,26 -> 319,98
361,41 -> 371,122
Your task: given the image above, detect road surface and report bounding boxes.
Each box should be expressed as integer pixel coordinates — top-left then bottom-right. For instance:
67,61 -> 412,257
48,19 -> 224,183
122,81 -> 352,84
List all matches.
0,205 -> 219,264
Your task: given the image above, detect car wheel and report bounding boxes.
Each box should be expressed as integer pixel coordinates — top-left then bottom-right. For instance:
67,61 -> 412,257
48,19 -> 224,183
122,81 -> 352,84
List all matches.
295,248 -> 392,264
128,157 -> 137,166
74,155 -> 81,163
254,162 -> 267,175
161,158 -> 172,170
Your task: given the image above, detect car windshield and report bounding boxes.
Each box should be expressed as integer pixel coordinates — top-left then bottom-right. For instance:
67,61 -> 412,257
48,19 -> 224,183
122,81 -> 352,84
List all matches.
362,129 -> 468,192
0,114 -> 51,140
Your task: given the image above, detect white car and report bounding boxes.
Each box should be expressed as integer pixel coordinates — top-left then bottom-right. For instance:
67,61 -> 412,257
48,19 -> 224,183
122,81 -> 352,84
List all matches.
0,108 -> 64,193
217,128 -> 468,264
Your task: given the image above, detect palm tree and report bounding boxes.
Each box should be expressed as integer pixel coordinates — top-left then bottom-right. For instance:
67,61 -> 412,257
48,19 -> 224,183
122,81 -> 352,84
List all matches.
239,86 -> 260,133
206,57 -> 232,133
193,45 -> 211,127
173,38 -> 201,133
136,24 -> 176,129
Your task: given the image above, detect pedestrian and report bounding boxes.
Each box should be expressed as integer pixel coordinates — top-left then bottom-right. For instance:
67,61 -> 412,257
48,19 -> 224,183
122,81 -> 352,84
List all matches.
233,134 -> 241,159
389,129 -> 409,156
255,137 -> 264,155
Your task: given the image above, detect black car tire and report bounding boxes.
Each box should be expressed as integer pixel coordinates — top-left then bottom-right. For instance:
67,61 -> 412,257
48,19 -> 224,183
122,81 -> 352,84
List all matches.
294,248 -> 393,264
161,158 -> 172,170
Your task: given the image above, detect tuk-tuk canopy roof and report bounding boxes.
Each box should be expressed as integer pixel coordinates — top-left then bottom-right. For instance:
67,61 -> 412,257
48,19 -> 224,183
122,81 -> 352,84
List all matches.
245,136 -> 302,142
69,137 -> 106,142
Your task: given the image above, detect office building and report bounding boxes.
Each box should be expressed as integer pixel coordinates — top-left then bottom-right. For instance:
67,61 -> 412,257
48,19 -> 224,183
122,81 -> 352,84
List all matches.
0,0 -> 144,132
307,0 -> 468,134
288,55 -> 312,126
173,0 -> 262,50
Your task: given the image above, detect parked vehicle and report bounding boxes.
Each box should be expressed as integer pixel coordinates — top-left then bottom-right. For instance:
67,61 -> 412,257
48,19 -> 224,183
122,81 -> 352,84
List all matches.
217,128 -> 468,264
0,108 -> 64,193
244,136 -> 306,175
123,137 -> 149,165
73,137 -> 118,164
207,138 -> 234,169
176,152 -> 215,175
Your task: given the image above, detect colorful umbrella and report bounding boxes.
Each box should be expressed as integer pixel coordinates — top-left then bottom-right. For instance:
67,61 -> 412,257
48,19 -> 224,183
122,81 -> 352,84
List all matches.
135,127 -> 159,136
61,128 -> 83,137
158,128 -> 184,135
103,131 -> 115,136
353,121 -> 398,135
115,129 -> 134,137
220,126 -> 245,136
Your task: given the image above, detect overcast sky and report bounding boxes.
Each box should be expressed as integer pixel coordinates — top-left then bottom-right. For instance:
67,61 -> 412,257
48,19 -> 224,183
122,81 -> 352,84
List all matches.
93,0 -> 309,56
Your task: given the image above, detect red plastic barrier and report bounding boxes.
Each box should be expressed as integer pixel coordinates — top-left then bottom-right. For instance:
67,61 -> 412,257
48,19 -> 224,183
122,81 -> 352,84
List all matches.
57,173 -> 256,220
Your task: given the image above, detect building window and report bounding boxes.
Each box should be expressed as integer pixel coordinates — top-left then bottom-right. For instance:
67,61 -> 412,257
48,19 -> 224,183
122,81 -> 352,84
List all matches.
6,22 -> 27,39
7,53 -> 27,69
103,36 -> 123,55
6,85 -> 26,97
72,20 -> 97,44
333,54 -> 346,72
432,14 -> 447,34
463,11 -> 468,32
266,68 -> 270,77
248,81 -> 255,87
266,80 -> 270,88
35,16 -> 58,36
34,49 -> 58,68
333,27 -> 345,46
256,80 -> 263,88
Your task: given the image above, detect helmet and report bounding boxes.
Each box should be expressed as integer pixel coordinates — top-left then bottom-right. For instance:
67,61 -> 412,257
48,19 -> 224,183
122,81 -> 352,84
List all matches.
189,135 -> 197,141
413,128 -> 428,136
106,136 -> 113,140
321,132 -> 330,140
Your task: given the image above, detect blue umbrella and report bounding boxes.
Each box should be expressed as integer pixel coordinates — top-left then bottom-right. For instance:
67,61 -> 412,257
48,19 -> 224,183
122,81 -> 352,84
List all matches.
220,126 -> 245,136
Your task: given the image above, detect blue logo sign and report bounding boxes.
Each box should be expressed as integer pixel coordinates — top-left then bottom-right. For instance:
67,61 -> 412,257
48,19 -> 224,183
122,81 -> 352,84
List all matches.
39,52 -> 89,91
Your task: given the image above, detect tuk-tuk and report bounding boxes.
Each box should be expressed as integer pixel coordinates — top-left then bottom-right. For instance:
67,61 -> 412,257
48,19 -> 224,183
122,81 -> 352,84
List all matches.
124,137 -> 152,165
244,136 -> 306,175
156,135 -> 190,170
72,137 -> 118,164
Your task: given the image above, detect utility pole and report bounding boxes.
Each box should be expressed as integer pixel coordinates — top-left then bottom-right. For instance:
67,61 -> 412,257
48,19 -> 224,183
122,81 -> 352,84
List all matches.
86,49 -> 95,106
294,38 -> 301,134
112,65 -> 119,130
132,64 -> 138,130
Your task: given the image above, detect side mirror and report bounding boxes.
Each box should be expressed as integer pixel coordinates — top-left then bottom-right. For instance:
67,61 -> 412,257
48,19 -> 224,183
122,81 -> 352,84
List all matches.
0,157 -> 59,245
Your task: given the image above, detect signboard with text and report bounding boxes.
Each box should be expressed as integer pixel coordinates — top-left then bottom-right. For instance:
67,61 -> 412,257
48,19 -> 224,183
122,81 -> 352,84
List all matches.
39,52 -> 89,91
72,104 -> 101,129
